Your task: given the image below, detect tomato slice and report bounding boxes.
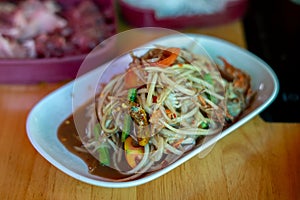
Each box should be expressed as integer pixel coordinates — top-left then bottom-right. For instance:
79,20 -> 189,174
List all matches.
124,137 -> 144,168
124,68 -> 144,89
157,47 -> 180,67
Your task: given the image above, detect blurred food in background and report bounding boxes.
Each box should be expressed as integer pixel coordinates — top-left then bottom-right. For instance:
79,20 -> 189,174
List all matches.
122,0 -> 227,18
0,0 -> 115,59
118,0 -> 248,28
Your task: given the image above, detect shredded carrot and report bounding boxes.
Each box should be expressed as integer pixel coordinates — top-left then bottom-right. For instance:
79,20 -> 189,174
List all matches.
197,95 -> 207,107
172,138 -> 184,148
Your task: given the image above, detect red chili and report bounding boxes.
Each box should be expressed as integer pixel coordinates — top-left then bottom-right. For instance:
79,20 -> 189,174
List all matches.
152,96 -> 158,103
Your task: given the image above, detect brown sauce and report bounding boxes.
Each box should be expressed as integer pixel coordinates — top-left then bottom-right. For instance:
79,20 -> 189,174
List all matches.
57,101 -> 246,180
57,103 -> 129,179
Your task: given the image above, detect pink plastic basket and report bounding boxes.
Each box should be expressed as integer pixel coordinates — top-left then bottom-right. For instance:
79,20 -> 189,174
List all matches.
0,0 -> 116,84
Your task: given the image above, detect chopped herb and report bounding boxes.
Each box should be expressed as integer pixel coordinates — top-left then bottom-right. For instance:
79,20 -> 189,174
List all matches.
200,121 -> 209,129
128,88 -> 137,102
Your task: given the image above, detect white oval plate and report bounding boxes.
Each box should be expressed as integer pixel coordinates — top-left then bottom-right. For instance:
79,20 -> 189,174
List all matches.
26,34 -> 279,188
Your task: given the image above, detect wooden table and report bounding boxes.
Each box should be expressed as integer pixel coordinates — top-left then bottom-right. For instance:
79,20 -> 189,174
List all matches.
1,20 -> 300,200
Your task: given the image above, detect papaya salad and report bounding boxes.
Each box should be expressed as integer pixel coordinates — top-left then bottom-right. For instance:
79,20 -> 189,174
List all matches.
80,46 -> 255,181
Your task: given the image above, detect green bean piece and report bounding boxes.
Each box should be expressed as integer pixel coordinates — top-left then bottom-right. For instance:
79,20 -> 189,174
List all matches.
122,114 -> 131,142
98,145 -> 110,166
121,88 -> 137,142
94,123 -> 101,140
